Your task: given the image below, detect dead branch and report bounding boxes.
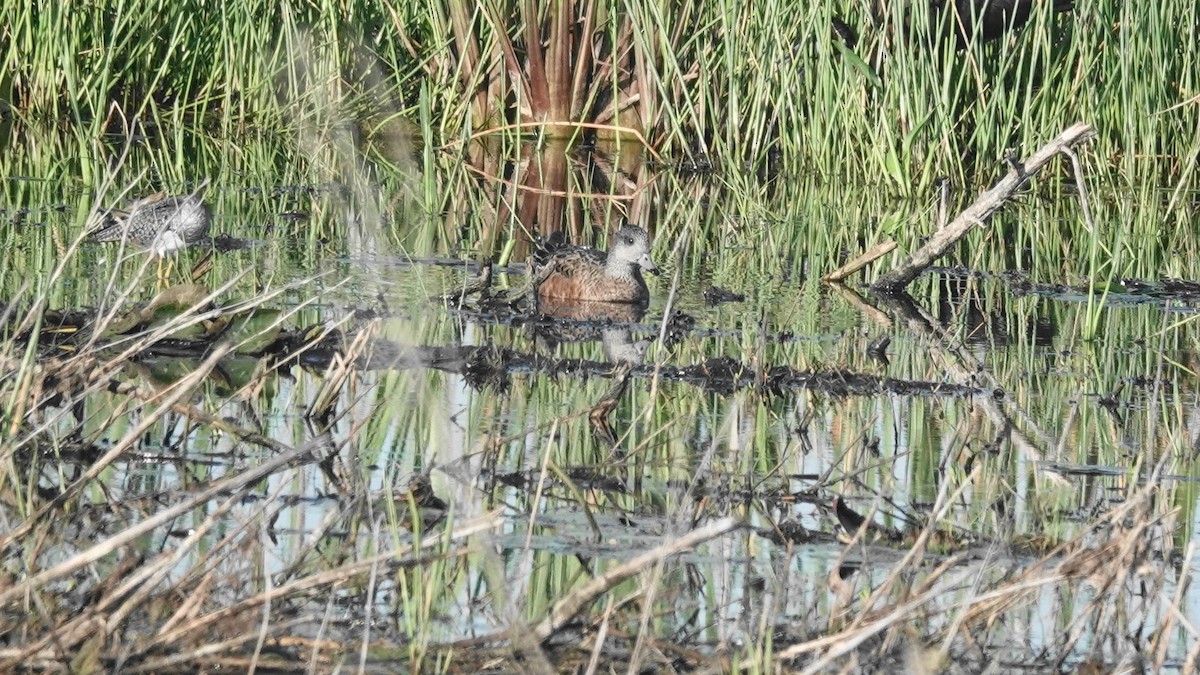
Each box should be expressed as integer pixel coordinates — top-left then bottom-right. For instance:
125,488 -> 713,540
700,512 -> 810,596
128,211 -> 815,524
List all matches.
823,240 -> 897,283
873,123 -> 1096,292
531,516 -> 739,641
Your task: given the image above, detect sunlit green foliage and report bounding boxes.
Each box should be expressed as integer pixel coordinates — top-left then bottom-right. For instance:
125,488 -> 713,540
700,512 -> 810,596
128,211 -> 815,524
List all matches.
2,2 -> 1195,188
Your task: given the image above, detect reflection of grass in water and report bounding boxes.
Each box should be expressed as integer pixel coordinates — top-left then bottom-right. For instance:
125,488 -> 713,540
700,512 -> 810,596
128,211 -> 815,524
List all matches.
3,242 -> 1199,669
2,138 -> 1200,670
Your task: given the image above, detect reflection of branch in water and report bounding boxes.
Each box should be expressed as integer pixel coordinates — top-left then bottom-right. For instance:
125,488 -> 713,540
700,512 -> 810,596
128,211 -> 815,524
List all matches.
328,333 -> 982,399
869,290 -> 1069,485
262,320 -> 985,406
16,308 -> 992,409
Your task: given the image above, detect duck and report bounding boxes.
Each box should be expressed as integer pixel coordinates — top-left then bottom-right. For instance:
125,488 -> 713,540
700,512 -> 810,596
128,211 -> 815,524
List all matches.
933,0 -> 1074,46
529,224 -> 659,304
90,181 -> 212,257
832,0 -> 1073,49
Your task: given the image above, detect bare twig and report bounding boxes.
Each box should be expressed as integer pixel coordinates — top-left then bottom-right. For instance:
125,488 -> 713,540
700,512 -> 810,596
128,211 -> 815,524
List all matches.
531,516 -> 739,641
0,430 -> 315,608
822,240 -> 898,283
873,123 -> 1096,291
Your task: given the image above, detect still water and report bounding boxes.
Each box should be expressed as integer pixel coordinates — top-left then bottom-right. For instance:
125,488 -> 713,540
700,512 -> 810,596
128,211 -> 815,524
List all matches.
6,144 -> 1200,669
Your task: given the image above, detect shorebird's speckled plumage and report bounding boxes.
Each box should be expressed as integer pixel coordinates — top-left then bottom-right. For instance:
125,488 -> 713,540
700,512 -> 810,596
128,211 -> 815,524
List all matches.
91,186 -> 212,257
530,224 -> 659,304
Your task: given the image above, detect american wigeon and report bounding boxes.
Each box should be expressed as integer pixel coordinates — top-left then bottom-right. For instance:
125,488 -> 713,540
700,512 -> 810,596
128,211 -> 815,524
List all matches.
529,224 -> 659,304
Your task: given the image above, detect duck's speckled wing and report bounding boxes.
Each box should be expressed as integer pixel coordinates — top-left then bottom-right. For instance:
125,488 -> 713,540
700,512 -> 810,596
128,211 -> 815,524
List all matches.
534,247 -> 648,302
529,246 -> 606,288
88,214 -> 135,243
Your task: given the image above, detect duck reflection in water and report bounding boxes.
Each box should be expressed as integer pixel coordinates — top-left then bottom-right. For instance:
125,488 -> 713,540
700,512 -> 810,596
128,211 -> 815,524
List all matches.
526,224 -> 659,367
602,327 -> 653,367
529,301 -> 653,367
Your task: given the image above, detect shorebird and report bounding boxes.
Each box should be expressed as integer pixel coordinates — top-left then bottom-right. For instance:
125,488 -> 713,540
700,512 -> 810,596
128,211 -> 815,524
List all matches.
90,180 -> 212,282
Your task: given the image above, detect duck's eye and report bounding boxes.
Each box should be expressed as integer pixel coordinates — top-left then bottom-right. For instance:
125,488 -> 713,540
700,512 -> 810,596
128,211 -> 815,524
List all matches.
623,236 -> 634,245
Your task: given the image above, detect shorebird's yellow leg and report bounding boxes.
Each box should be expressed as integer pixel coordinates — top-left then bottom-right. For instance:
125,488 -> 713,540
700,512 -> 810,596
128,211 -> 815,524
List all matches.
155,257 -> 175,288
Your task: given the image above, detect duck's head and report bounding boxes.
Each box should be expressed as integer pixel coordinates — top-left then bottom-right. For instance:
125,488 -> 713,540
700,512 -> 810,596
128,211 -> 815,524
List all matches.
607,224 -> 659,276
